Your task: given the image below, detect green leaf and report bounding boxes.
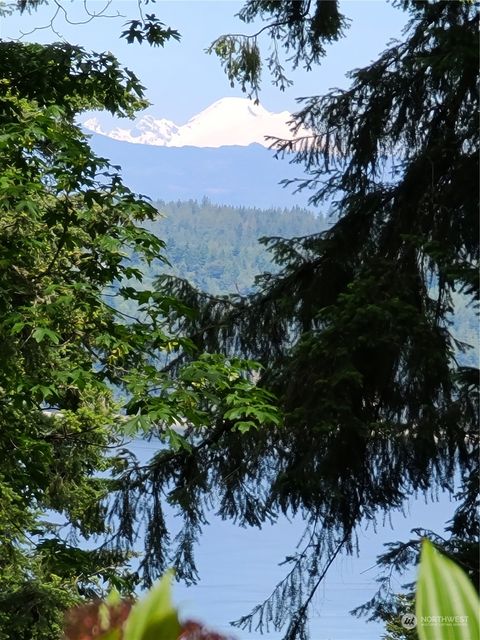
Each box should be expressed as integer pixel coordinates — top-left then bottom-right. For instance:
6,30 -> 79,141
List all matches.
233,420 -> 257,433
166,428 -> 192,453
416,539 -> 480,640
10,321 -> 26,335
123,571 -> 180,640
32,327 -> 60,344
122,415 -> 148,437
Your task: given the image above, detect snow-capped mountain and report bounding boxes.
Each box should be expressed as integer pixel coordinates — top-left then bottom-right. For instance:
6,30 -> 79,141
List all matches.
84,114 -> 179,146
83,97 -> 308,148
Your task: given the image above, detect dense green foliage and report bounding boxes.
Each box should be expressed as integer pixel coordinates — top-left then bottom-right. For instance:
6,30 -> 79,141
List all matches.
2,2 -> 478,640
0,38 -> 159,638
146,2 -> 479,638
148,199 -> 324,294
0,9 -> 281,640
139,201 -> 474,367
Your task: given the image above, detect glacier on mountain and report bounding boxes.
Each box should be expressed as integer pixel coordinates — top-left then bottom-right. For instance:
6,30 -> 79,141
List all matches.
83,97 -> 309,148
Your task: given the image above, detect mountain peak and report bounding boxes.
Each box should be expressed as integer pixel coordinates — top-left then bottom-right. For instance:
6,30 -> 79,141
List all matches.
198,96 -> 268,113
83,98 -> 308,149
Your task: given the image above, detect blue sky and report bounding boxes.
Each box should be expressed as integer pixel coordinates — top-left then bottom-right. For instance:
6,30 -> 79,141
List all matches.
2,1 -> 407,122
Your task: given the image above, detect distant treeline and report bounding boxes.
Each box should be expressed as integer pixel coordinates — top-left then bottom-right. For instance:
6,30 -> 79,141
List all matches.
146,198 -> 326,294
137,198 -> 476,366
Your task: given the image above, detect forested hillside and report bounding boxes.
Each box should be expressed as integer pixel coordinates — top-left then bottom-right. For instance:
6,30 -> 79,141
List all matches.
140,199 -> 477,365
146,199 -> 326,293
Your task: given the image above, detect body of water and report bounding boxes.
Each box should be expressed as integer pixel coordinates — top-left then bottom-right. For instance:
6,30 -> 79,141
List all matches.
131,442 -> 453,640
171,498 -> 451,640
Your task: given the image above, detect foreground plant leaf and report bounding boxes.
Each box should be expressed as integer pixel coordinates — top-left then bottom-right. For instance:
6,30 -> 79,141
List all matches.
123,571 -> 180,640
416,539 -> 480,640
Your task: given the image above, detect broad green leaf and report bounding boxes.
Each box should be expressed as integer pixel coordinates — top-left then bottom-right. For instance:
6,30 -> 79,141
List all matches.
32,327 -> 60,344
234,420 -> 257,433
416,539 -> 480,640
167,428 -> 192,452
123,571 -> 180,640
10,321 -> 26,334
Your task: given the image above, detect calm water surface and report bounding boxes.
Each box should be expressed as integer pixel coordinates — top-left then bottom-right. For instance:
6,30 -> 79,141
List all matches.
132,441 -> 452,640
171,500 -> 450,640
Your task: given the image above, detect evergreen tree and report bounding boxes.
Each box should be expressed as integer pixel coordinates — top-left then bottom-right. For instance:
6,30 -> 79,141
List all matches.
148,199 -> 324,294
149,1 -> 478,637
4,2 -> 478,639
